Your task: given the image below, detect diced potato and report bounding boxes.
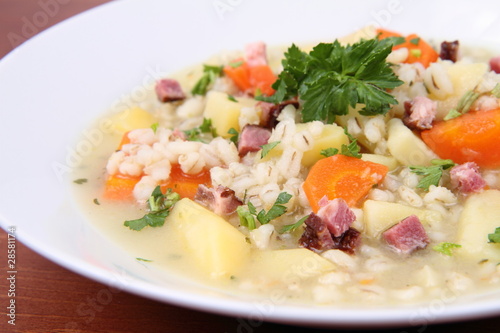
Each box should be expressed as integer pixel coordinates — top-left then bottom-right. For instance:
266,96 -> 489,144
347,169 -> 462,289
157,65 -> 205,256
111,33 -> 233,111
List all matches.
246,248 -> 336,282
363,200 -> 442,237
297,123 -> 349,167
203,91 -> 257,138
387,118 -> 438,166
361,153 -> 399,171
261,123 -> 349,167
455,190 -> 500,261
434,62 -> 488,120
167,198 -> 250,278
109,106 -> 156,133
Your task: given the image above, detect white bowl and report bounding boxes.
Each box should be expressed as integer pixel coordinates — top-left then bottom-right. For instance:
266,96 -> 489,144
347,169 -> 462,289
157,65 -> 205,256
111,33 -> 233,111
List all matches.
1,0 -> 499,328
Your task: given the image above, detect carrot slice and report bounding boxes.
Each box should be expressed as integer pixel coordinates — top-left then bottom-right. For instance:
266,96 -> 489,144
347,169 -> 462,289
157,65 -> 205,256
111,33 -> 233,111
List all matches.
117,131 -> 131,150
376,29 -> 438,68
103,174 -> 141,201
303,155 -> 389,212
160,164 -> 211,200
421,108 -> 500,168
248,65 -> 276,96
223,60 -> 252,92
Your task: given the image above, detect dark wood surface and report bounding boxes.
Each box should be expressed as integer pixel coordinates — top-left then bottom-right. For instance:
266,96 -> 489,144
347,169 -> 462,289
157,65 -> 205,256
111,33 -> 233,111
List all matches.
1,1 -> 500,332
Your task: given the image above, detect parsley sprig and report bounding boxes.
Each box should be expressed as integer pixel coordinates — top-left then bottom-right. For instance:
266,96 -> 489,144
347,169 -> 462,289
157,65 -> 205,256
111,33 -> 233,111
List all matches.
237,192 -> 292,230
191,65 -> 223,95
409,159 -> 456,191
488,227 -> 500,243
183,118 -> 218,142
124,186 -> 180,231
280,215 -> 309,234
258,38 -> 403,123
433,242 -> 462,256
320,128 -> 361,158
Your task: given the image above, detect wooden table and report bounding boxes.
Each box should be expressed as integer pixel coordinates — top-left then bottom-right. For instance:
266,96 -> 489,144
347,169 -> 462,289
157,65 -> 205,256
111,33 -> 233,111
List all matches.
1,1 -> 499,332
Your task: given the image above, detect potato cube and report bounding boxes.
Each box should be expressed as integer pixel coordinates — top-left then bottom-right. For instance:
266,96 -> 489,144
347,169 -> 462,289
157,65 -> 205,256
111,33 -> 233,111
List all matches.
361,153 -> 399,171
455,190 -> 500,261
203,91 -> 257,138
109,106 -> 156,133
168,198 -> 250,278
363,200 -> 442,237
387,118 -> 438,166
297,123 -> 349,167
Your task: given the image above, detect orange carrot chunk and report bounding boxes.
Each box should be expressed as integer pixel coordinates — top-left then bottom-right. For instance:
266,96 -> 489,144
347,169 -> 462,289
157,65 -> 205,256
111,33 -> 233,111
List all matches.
421,108 -> 500,168
103,174 -> 141,201
248,64 -> 276,96
223,60 -> 252,92
303,155 -> 389,212
160,164 -> 211,200
376,29 -> 438,68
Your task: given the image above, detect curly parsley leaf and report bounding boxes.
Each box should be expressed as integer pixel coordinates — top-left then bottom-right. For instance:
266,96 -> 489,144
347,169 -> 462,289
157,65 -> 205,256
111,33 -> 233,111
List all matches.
124,187 -> 180,231
320,128 -> 361,158
409,159 -> 456,191
237,192 -> 292,230
320,147 -> 339,157
259,38 -> 403,122
260,141 -> 280,158
191,64 -> 223,95
184,118 -> 218,142
488,227 -> 500,243
433,242 -> 462,256
280,215 -> 309,234
228,127 -> 239,144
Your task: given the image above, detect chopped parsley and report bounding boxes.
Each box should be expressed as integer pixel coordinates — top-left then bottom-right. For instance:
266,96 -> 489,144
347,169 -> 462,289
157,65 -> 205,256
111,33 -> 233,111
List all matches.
150,122 -> 159,133
228,60 -> 244,68
492,83 -> 500,98
320,128 -> 361,158
409,37 -> 421,45
237,192 -> 292,230
260,141 -> 280,158
228,127 -> 239,144
488,227 -> 500,243
280,215 -> 309,233
184,118 -> 218,142
136,257 -> 153,262
257,38 -> 403,123
191,64 -> 223,95
444,90 -> 480,120
93,198 -> 100,205
409,159 -> 456,191
227,94 -> 237,102
74,178 -> 88,184
433,242 -> 462,256
124,186 -> 180,231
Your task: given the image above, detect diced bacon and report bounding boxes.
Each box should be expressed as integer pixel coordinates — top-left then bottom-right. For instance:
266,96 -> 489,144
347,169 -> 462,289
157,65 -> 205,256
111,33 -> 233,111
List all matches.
258,100 -> 300,129
382,215 -> 429,254
450,162 -> 486,193
244,41 -> 268,67
155,79 -> 185,103
403,96 -> 437,130
299,213 -> 334,252
490,56 -> 500,74
331,228 -> 361,255
194,184 -> 242,216
317,197 -> 356,237
237,124 -> 272,156
299,213 -> 361,254
439,40 -> 459,63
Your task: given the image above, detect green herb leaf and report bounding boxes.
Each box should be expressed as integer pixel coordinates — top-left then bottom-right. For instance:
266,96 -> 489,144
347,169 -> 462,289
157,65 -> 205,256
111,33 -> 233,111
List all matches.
124,187 -> 180,231
488,227 -> 500,243
409,37 -> 421,45
228,127 -> 239,144
255,192 -> 292,225
74,178 -> 88,184
229,60 -> 244,68
261,141 -> 280,158
280,215 -> 309,233
191,64 -> 223,95
444,90 -> 480,120
258,38 -> 403,123
409,159 -> 456,191
237,205 -> 256,230
320,147 -> 339,157
492,83 -> 500,98
184,118 -> 217,142
433,242 -> 462,256
136,257 -> 153,262
93,198 -> 100,205
227,94 -> 237,102
151,122 -> 159,133
410,49 -> 422,58
341,128 -> 362,158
